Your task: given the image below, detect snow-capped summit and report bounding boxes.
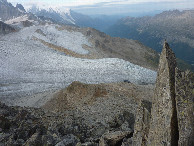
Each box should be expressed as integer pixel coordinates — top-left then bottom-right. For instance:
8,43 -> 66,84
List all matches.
28,5 -> 94,26
28,5 -> 77,25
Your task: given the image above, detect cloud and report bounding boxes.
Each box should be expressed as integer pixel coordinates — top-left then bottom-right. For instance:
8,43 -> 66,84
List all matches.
9,0 -> 191,8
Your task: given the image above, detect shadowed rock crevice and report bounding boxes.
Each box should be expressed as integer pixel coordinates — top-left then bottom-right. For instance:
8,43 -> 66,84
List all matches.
164,42 -> 179,146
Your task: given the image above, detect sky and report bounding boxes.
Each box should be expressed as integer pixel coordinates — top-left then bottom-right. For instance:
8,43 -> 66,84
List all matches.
8,0 -> 194,15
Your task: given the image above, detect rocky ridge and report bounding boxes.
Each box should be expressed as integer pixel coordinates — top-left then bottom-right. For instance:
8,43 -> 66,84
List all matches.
0,0 -> 25,21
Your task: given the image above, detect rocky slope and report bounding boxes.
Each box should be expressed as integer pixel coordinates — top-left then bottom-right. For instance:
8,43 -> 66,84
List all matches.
0,81 -> 154,145
0,17 -> 158,145
57,25 -> 159,70
106,10 -> 194,70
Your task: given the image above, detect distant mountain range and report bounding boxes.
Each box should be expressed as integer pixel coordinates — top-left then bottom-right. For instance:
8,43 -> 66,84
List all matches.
105,10 -> 194,70
27,5 -> 120,32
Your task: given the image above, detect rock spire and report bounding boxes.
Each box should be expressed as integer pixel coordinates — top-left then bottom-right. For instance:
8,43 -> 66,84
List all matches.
147,41 -> 179,145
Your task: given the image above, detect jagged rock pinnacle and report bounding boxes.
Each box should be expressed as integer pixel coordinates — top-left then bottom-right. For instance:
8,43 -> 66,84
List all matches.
147,42 -> 179,146
132,41 -> 193,146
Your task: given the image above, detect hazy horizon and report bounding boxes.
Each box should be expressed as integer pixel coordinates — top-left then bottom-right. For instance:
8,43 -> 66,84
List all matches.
8,0 -> 194,16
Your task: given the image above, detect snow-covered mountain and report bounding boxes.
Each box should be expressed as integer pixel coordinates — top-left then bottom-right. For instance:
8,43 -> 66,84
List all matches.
28,6 -> 93,26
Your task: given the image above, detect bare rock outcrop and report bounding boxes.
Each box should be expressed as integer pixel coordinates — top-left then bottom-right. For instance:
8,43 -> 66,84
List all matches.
175,69 -> 194,146
147,41 -> 179,145
132,100 -> 151,146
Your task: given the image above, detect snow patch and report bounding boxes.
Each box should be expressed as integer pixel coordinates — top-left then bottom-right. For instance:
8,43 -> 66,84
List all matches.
33,24 -> 90,54
5,15 -> 29,24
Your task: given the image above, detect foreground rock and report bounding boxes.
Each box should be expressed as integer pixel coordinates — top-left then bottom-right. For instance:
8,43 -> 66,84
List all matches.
0,81 -> 154,145
132,100 -> 151,146
175,69 -> 194,146
99,131 -> 133,146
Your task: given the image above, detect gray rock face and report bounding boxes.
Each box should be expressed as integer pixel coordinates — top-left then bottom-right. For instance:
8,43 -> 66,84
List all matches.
132,41 -> 194,146
147,41 -> 178,146
131,41 -> 194,146
175,69 -> 194,146
0,0 -> 25,21
132,100 -> 151,146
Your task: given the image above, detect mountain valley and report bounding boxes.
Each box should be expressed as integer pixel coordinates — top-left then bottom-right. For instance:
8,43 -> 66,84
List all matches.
106,10 -> 194,71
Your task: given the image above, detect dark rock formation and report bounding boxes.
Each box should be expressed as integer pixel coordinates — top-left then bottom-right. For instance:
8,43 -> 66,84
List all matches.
0,101 -> 57,145
0,21 -> 15,34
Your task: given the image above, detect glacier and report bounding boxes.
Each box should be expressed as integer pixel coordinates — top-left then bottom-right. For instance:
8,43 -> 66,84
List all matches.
0,24 -> 157,105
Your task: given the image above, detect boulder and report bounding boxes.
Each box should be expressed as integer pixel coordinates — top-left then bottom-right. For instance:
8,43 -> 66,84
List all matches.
55,134 -> 80,146
99,131 -> 132,146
